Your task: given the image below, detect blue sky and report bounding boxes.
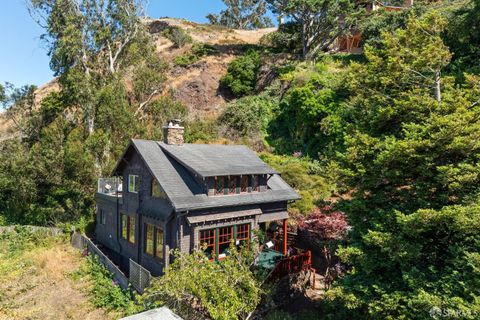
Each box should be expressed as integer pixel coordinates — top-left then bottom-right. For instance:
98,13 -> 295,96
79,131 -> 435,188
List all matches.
0,0 -> 229,88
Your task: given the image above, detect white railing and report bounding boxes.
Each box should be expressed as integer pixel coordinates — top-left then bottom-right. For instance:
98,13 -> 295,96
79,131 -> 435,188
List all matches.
97,177 -> 123,196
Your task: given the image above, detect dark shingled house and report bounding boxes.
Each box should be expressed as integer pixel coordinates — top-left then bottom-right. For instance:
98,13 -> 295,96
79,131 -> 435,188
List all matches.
95,120 -> 300,276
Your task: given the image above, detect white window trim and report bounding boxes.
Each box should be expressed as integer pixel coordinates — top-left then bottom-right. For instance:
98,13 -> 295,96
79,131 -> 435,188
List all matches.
128,174 -> 139,193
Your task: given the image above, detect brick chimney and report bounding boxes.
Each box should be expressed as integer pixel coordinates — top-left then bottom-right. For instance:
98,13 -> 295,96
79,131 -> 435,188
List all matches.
163,119 -> 184,145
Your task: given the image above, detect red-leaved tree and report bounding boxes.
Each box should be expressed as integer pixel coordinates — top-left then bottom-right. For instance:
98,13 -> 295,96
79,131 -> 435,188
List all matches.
297,206 -> 349,289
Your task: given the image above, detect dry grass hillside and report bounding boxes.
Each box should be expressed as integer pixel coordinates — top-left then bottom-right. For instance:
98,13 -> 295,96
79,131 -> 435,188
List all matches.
0,18 -> 275,139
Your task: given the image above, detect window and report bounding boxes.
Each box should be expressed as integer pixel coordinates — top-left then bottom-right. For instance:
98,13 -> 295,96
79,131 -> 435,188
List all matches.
121,214 -> 128,239
128,215 -> 135,244
251,175 -> 259,192
145,224 -> 154,255
228,176 -> 237,194
199,223 -> 251,260
236,224 -> 250,245
240,176 -> 248,193
215,177 -> 225,195
218,226 -> 234,258
144,224 -> 164,259
121,213 -> 135,244
128,174 -> 139,193
99,208 -> 106,225
151,178 -> 166,199
155,228 -> 164,259
199,228 -> 216,259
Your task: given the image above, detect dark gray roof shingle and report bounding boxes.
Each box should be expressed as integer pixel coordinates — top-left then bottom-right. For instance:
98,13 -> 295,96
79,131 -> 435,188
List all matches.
129,139 -> 300,212
158,142 -> 278,178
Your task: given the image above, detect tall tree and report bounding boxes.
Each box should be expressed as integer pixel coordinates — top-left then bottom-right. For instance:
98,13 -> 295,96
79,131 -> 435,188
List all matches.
207,0 -> 274,30
326,10 -> 480,319
267,0 -> 360,59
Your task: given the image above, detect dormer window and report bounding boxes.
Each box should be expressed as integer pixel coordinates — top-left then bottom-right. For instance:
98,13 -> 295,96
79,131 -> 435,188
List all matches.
240,176 -> 248,193
228,176 -> 237,194
251,175 -> 259,192
215,177 -> 225,195
151,178 -> 166,199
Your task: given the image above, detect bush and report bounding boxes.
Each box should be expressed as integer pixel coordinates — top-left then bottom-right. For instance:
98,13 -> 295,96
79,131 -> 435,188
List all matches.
174,43 -> 219,67
218,95 -> 275,140
163,26 -> 192,48
220,50 -> 262,97
260,22 -> 301,54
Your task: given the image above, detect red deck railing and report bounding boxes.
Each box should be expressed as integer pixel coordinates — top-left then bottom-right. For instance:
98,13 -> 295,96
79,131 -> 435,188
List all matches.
268,249 -> 315,288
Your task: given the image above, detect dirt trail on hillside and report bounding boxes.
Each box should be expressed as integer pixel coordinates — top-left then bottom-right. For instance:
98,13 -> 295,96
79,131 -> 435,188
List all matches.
0,244 -> 111,320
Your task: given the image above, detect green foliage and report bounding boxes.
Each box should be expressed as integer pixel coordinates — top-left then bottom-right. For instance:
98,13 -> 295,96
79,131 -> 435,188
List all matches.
184,118 -> 219,143
259,22 -> 302,53
220,50 -> 262,97
206,0 -> 273,29
75,254 -> 139,316
145,245 -> 264,320
218,95 -> 274,140
260,153 -> 333,214
267,61 -> 349,157
163,26 -> 193,48
267,0 -> 362,58
174,43 -> 219,67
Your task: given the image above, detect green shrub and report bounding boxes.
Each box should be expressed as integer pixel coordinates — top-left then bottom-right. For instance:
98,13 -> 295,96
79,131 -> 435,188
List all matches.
174,43 -> 218,67
260,22 -> 301,54
218,95 -> 275,140
220,50 -> 262,97
77,255 -> 139,316
163,26 -> 192,48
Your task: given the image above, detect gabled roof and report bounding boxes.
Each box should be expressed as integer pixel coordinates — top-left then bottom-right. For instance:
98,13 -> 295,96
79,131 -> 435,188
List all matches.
114,139 -> 300,212
159,142 -> 278,178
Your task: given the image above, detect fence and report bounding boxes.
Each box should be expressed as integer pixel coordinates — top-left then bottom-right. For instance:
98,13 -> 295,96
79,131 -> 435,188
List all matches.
71,232 -> 130,290
129,259 -> 152,294
0,225 -> 63,236
268,249 -> 315,288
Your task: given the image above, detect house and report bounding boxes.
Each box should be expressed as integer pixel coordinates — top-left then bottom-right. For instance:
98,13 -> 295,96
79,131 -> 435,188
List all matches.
334,0 -> 414,53
95,120 -> 300,276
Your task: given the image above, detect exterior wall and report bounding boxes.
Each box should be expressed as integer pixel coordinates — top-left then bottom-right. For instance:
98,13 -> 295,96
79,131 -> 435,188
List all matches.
95,195 -> 120,251
138,215 -> 167,276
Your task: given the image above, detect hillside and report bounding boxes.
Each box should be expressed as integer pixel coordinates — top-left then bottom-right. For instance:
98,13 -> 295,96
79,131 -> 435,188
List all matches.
0,18 -> 275,140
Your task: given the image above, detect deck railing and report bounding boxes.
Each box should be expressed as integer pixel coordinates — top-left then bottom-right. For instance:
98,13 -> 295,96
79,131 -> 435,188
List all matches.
97,177 -> 123,196
268,249 -> 315,288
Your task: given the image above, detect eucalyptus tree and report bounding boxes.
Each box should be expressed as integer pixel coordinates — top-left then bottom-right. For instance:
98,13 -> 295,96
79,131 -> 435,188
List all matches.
206,0 -> 273,30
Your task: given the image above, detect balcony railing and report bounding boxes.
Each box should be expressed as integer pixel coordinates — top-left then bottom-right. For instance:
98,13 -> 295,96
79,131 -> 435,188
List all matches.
98,177 -> 123,196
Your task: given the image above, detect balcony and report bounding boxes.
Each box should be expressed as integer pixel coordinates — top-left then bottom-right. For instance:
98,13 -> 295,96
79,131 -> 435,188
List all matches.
97,177 -> 123,201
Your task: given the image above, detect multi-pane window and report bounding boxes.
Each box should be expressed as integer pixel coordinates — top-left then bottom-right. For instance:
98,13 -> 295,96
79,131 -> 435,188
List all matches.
145,224 -> 154,255
236,224 -> 250,245
128,174 -> 139,193
155,228 -> 164,259
121,213 -> 135,244
199,223 -> 251,260
251,175 -> 259,192
215,177 -> 225,195
151,178 -> 166,199
240,176 -> 248,193
218,226 -> 234,258
199,228 -> 216,259
144,223 -> 164,259
99,208 -> 106,225
228,176 -> 237,194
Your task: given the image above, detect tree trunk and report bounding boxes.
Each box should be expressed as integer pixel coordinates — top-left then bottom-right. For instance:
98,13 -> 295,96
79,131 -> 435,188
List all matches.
434,70 -> 441,102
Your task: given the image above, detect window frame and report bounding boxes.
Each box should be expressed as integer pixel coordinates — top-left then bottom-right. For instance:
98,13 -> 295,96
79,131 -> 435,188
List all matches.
99,208 -> 106,225
251,175 -> 259,192
121,213 -> 136,244
151,178 -> 166,199
228,176 -> 237,195
198,223 -> 251,261
128,174 -> 139,193
240,175 -> 248,193
145,223 -> 154,256
155,228 -> 164,259
215,176 -> 225,196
